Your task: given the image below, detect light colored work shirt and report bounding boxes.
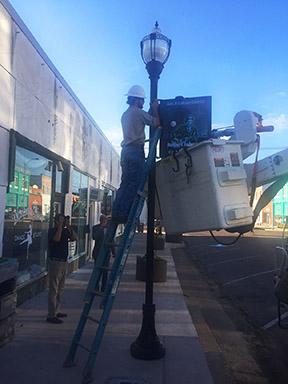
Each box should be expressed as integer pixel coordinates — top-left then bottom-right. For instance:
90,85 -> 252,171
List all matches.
121,105 -> 158,147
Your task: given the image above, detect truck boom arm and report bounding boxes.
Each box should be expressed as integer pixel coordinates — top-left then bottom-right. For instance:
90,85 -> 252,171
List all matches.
244,148 -> 288,190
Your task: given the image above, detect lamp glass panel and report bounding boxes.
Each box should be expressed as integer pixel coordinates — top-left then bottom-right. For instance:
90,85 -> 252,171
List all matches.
154,39 -> 169,63
142,38 -> 169,64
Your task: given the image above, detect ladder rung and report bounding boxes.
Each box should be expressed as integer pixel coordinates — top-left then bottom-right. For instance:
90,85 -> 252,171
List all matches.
137,190 -> 147,198
98,266 -> 114,272
89,289 -> 105,297
76,340 -> 91,353
84,314 -> 101,324
105,242 -> 119,247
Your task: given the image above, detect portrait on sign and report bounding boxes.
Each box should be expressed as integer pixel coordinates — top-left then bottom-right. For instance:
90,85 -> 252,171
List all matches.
159,96 -> 212,158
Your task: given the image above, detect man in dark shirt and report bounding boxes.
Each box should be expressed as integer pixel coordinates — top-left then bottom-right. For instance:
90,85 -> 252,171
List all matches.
47,214 -> 78,324
92,215 -> 115,292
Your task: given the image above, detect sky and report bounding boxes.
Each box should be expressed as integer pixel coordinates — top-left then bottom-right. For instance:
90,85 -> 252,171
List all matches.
7,0 -> 288,161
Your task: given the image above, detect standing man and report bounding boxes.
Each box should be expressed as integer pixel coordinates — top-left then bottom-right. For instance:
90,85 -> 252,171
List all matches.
47,214 -> 78,324
92,215 -> 115,292
112,85 -> 160,224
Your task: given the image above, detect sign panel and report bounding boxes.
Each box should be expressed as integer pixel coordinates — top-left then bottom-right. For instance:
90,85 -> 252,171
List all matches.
159,96 -> 212,158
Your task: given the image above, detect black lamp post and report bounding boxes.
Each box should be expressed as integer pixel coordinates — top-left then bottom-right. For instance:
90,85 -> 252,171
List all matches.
130,22 -> 171,360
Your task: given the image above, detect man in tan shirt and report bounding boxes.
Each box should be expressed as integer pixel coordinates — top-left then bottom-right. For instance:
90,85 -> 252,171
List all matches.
112,85 -> 160,224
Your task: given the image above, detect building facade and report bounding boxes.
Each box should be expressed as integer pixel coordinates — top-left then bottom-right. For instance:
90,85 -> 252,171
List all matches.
0,0 -> 121,303
253,183 -> 288,229
273,182 -> 288,227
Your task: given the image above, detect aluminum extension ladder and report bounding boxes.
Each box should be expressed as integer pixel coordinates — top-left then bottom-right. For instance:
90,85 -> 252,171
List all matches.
63,127 -> 162,384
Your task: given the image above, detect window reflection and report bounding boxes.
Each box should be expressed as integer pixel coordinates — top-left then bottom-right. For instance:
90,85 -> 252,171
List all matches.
4,147 -> 52,286
101,186 -> 114,216
71,169 -> 88,259
55,168 -> 62,193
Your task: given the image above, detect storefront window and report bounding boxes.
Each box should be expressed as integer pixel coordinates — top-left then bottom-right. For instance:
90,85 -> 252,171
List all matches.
3,146 -> 52,286
71,169 -> 88,259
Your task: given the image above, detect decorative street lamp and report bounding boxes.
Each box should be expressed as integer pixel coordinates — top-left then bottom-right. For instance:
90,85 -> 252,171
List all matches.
141,21 -> 171,102
130,22 -> 171,360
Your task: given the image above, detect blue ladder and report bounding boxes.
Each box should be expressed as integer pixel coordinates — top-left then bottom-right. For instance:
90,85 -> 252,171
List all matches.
63,127 -> 162,384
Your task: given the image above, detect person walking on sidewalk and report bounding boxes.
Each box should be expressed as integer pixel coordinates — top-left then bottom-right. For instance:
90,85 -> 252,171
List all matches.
47,214 -> 78,324
92,215 -> 115,292
112,85 -> 160,224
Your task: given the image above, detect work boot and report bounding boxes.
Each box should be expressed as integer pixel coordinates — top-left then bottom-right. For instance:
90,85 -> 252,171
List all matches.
56,313 -> 68,318
46,316 -> 63,324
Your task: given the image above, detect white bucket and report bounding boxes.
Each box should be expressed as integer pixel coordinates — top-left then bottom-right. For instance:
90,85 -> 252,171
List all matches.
155,139 -> 253,234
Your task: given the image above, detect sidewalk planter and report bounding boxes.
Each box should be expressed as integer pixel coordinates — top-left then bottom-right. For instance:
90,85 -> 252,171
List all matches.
165,233 -> 183,243
154,235 -> 165,250
136,255 -> 167,283
0,258 -> 19,347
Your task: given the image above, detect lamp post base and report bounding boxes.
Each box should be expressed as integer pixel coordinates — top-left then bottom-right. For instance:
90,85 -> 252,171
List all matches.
130,304 -> 166,360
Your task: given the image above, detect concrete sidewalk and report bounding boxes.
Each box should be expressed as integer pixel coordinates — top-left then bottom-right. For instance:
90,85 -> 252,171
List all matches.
0,234 -> 214,384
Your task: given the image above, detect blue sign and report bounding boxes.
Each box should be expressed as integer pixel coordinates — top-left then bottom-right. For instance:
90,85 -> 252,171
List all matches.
159,96 -> 212,158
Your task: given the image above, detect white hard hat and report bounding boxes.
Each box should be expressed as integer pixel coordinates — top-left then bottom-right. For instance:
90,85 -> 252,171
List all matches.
126,85 -> 146,99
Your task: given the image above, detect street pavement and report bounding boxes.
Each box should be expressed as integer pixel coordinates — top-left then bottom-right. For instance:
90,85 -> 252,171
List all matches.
0,234 -> 214,384
177,228 -> 287,384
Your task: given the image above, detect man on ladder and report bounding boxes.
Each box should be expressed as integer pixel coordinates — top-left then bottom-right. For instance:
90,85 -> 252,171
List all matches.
112,85 -> 160,224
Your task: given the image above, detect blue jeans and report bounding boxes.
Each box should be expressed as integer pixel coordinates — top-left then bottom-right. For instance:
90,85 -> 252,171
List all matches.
112,146 -> 145,218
